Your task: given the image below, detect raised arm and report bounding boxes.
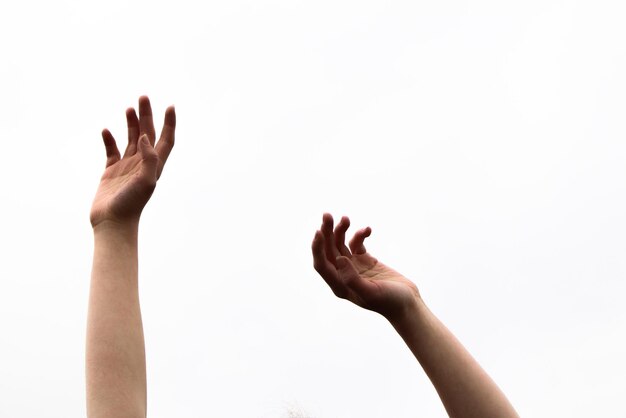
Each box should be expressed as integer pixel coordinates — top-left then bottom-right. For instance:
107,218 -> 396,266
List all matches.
86,96 -> 175,418
311,214 -> 518,418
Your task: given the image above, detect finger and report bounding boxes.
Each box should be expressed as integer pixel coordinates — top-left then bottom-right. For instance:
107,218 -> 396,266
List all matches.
334,216 -> 352,256
124,107 -> 140,157
312,230 -> 347,298
349,227 -> 372,255
321,213 -> 340,265
138,134 -> 158,183
155,105 -> 176,179
101,129 -> 121,167
138,95 -> 156,146
336,256 -> 378,296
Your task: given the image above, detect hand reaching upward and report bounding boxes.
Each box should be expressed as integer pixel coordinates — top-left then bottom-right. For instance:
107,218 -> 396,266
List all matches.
90,96 -> 176,228
312,213 -> 421,321
312,214 -> 519,417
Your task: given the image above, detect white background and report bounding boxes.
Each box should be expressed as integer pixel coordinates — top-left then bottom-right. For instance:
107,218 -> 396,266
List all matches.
1,1 -> 625,417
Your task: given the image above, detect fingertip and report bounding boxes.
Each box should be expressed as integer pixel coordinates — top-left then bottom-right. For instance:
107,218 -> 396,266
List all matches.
322,213 -> 334,229
335,217 -> 349,238
139,135 -> 157,160
126,107 -> 138,120
329,215 -> 351,240
364,226 -> 372,236
137,134 -> 148,151
138,95 -> 152,115
102,128 -> 114,142
164,106 -> 176,127
335,257 -> 360,287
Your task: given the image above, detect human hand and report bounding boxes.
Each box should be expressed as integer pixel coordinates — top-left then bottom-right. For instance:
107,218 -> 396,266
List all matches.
312,214 -> 421,322
90,96 -> 176,229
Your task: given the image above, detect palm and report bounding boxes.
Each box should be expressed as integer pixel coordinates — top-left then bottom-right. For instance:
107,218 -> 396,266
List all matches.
89,96 -> 175,228
347,254 -> 419,318
312,214 -> 420,320
91,154 -> 154,226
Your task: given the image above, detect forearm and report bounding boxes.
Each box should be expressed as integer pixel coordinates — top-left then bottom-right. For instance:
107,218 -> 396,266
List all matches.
390,297 -> 518,418
86,221 -> 146,418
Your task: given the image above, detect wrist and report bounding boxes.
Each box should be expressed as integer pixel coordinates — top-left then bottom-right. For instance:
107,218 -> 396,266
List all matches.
92,219 -> 139,241
387,293 -> 428,333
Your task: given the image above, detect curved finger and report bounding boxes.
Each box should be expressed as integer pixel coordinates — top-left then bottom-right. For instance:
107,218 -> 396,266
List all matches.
138,96 -> 156,146
155,105 -> 176,179
124,107 -> 140,157
321,213 -> 340,265
101,129 -> 121,167
312,230 -> 347,298
334,216 -> 352,256
349,227 -> 372,255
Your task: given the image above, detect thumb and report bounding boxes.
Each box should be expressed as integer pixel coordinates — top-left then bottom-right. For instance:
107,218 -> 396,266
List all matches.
138,134 -> 158,173
336,256 -> 359,285
336,256 -> 375,296
336,256 -> 351,270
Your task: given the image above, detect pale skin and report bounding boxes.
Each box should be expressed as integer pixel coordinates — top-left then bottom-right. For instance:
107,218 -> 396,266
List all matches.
87,97 -> 516,417
87,96 -> 175,418
312,214 -> 519,418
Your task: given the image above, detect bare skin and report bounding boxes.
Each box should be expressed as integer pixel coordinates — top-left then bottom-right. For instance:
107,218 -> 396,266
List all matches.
86,96 -> 175,418
312,214 -> 519,418
86,96 -> 515,417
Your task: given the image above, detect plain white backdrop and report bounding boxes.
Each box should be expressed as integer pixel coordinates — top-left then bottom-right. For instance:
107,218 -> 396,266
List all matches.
1,0 -> 625,417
